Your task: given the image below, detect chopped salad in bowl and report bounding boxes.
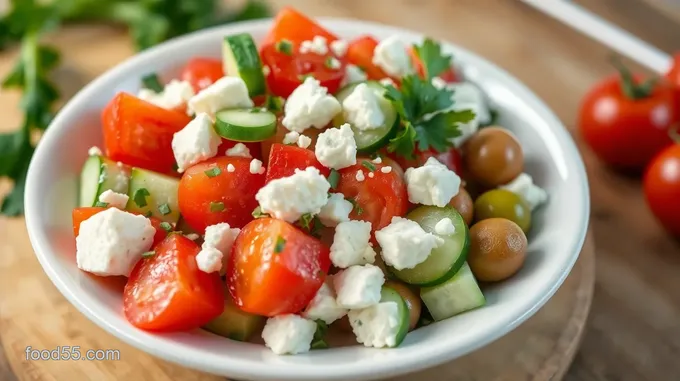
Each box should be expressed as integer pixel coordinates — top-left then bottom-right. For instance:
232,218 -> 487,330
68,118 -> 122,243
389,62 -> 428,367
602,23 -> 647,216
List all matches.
69,7 -> 551,357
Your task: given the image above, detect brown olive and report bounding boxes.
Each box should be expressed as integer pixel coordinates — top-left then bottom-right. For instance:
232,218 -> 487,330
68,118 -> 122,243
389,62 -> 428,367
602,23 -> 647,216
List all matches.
463,127 -> 524,187
449,187 -> 474,226
385,280 -> 422,331
468,218 -> 527,282
474,189 -> 531,233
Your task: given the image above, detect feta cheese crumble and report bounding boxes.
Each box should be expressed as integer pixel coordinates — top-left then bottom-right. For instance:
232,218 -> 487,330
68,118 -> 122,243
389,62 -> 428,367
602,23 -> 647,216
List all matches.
249,159 -> 265,174
499,173 -> 548,210
330,221 -> 375,268
262,314 -> 317,355
342,64 -> 368,87
195,247 -> 223,273
227,164 -> 236,172
333,264 -> 385,309
283,131 -> 300,145
196,222 -> 241,273
376,216 -> 444,270
355,170 -> 365,181
225,143 -> 252,158
404,157 -> 461,207
98,190 -> 129,209
341,83 -> 386,131
330,39 -> 349,57
314,123 -> 357,170
372,36 -> 412,78
317,193 -> 353,227
434,217 -> 456,235
137,79 -> 195,110
171,113 -> 221,172
255,167 -> 331,222
300,36 -> 328,55
303,281 -> 347,324
76,208 -> 155,276
379,78 -> 396,87
372,157 -> 382,164
348,302 -> 401,348
88,146 -> 102,156
381,166 -> 392,174
297,135 -> 312,149
368,172 -> 375,178
282,77 -> 342,133
188,76 -> 254,117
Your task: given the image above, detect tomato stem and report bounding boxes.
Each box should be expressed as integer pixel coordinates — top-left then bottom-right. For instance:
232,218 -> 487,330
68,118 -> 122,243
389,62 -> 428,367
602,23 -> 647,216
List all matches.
609,54 -> 657,100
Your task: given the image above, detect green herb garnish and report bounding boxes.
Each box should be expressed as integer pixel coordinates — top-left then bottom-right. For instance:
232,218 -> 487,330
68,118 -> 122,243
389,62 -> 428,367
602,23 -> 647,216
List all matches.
327,169 -> 340,189
310,320 -> 329,350
159,221 -> 172,232
142,251 -> 155,258
412,38 -> 452,81
274,236 -> 286,253
252,206 -> 270,219
158,203 -> 171,216
346,197 -> 363,215
209,201 -> 225,212
141,73 -> 163,93
361,160 -> 376,172
264,94 -> 284,112
133,188 -> 150,208
275,39 -> 293,55
204,167 -> 222,178
94,201 -> 109,208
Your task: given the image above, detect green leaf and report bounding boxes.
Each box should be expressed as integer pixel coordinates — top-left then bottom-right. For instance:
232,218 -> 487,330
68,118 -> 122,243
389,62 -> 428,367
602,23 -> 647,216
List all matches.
94,201 -> 109,208
0,129 -> 30,177
413,38 -> 452,80
274,235 -> 286,253
0,143 -> 33,216
229,0 -> 270,21
264,95 -> 284,113
311,320 -> 329,350
327,169 -> 340,189
346,197 -> 363,215
204,167 -> 222,178
141,73 -> 164,93
387,122 -> 416,159
414,109 -> 474,152
133,188 -> 150,207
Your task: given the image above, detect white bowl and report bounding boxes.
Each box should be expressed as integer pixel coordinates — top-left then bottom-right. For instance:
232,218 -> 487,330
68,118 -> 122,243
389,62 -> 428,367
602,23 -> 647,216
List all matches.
25,18 -> 590,381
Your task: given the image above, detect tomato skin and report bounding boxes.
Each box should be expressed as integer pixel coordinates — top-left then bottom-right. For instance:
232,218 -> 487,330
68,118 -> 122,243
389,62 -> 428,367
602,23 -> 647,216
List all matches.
72,206 -> 168,246
217,139 -> 263,159
666,54 -> 680,88
265,143 -> 330,183
346,36 -> 390,80
644,144 -> 680,236
227,218 -> 331,316
102,93 -> 191,175
262,7 -> 338,47
391,147 -> 463,174
178,157 -> 265,233
261,43 -> 346,98
579,74 -> 677,170
337,160 -> 409,232
180,57 -> 224,92
124,234 -> 224,331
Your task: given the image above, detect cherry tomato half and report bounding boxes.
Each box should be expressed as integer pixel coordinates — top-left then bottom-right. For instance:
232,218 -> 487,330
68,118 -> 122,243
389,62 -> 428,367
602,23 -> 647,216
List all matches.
644,144 -> 680,236
265,143 -> 329,183
180,57 -> 224,93
261,6 -> 338,47
346,36 -> 390,81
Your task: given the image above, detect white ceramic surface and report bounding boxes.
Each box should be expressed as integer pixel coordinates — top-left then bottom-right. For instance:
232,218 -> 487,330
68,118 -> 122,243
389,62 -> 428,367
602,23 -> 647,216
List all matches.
24,18 -> 590,381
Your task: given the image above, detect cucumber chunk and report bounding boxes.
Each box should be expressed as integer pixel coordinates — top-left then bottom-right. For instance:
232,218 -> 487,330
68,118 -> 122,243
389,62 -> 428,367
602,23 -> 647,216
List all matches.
420,263 -> 485,321
214,108 -> 277,142
392,206 -> 469,287
380,286 -> 410,347
333,81 -> 399,153
79,155 -> 131,207
223,33 -> 266,97
126,168 -> 180,223
203,291 -> 265,342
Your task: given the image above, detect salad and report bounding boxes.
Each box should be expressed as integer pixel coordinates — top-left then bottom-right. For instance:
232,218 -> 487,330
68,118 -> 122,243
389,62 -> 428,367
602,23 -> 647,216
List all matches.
71,7 -> 549,355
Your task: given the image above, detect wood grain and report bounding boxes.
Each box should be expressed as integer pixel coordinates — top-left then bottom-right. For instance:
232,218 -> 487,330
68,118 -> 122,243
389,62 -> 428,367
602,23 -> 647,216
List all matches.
1,0 -> 680,380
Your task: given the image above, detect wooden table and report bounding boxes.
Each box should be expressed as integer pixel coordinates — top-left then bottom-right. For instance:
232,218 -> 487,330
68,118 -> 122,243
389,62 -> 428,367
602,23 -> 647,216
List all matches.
1,1 -> 679,380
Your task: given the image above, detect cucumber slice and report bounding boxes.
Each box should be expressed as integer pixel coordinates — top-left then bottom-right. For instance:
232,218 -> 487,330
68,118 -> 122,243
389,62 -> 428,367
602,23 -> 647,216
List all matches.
79,155 -> 131,207
420,263 -> 485,321
392,206 -> 469,287
126,168 -> 180,223
380,286 -> 410,347
214,108 -> 277,142
223,33 -> 266,97
203,290 -> 265,341
333,81 -> 399,153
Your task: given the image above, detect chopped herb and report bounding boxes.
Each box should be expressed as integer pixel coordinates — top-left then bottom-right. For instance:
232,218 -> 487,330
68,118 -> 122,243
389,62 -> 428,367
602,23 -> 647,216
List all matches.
361,160 -> 376,172
275,39 -> 293,55
172,162 -> 179,172
159,221 -> 172,232
248,108 -> 261,113
346,197 -> 363,215
204,167 -> 222,177
209,201 -> 225,212
327,169 -> 340,189
264,95 -> 285,112
356,320 -> 363,327
324,57 -> 340,70
133,188 -> 150,208
274,236 -> 286,253
296,213 -> 324,237
298,213 -> 314,230
94,201 -> 109,208
141,73 -> 164,93
142,251 -> 155,258
252,206 -> 270,219
311,320 -> 329,350
158,203 -> 171,216
144,211 -> 153,218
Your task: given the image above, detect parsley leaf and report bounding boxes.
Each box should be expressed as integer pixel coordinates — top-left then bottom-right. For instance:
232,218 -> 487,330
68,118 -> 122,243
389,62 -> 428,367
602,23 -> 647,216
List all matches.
386,122 -> 416,159
297,213 -> 324,237
412,38 -> 452,80
264,94 -> 284,113
251,206 -> 270,219
204,167 -> 222,178
311,320 -> 329,350
141,73 -> 163,93
133,188 -> 150,208
327,169 -> 340,189
274,236 -> 286,253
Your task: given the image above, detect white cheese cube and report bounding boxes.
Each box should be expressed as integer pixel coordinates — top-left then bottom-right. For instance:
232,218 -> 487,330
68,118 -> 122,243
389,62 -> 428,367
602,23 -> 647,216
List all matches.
333,264 -> 385,309
198,222 -> 241,274
137,79 -> 195,110
282,131 -> 300,145
341,83 -> 385,131
225,142 -> 252,158
434,217 -> 456,236
76,208 -> 155,276
314,123 -> 357,170
303,281 -> 348,324
171,113 -> 221,172
348,302 -> 401,348
282,77 -> 342,133
97,190 -> 129,209
355,170 -> 365,181
342,64 -> 368,87
195,247 -> 223,273
330,220 -> 375,268
499,173 -> 548,211
300,36 -> 329,55
188,76 -> 254,117
249,158 -> 265,174
372,36 -> 413,78
404,157 -> 461,207
317,193 -> 353,227
297,135 -> 312,149
376,216 -> 444,270
255,167 -> 330,222
262,314 -> 317,355
330,39 -> 349,57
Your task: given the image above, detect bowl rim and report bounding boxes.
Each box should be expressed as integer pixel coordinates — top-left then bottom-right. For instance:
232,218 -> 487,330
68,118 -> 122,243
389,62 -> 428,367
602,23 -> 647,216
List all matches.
25,16 -> 591,381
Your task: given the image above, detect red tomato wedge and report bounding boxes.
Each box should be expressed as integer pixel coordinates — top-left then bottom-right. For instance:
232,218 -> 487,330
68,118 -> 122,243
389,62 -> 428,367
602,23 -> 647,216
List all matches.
180,57 -> 224,92
102,92 -> 191,175
227,218 -> 331,316
72,207 -> 169,246
261,6 -> 338,46
337,160 -> 409,232
408,47 -> 458,82
346,36 -> 390,80
217,139 -> 263,159
124,234 -> 224,331
265,143 -> 330,183
178,157 -> 266,233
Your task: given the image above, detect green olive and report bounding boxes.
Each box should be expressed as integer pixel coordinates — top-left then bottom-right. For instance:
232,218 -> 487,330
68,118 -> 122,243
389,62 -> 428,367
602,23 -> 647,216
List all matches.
474,189 -> 531,232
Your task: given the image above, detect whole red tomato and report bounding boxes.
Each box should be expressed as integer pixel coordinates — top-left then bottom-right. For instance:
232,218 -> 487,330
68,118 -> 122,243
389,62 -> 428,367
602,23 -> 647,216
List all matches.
643,143 -> 680,236
579,64 -> 677,171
